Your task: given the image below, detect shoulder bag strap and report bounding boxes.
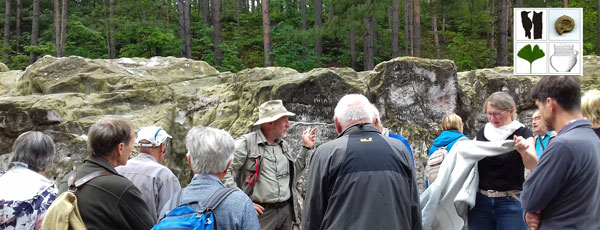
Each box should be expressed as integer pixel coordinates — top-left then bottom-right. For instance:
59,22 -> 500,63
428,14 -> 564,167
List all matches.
69,170 -> 111,191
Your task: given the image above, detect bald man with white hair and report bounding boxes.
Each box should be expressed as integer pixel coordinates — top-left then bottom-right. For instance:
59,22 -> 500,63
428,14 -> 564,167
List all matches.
302,94 -> 421,230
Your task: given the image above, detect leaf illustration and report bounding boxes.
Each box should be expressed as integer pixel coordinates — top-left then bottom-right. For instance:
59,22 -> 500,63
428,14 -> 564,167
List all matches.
518,44 -> 545,73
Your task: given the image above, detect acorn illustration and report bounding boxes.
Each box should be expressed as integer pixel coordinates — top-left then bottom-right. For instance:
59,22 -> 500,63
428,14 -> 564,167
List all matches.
555,15 -> 574,35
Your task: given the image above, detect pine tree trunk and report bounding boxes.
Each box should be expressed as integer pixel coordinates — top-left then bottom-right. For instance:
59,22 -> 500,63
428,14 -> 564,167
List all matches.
4,0 -> 11,57
507,0 -> 512,38
391,0 -> 399,57
350,27 -> 357,70
363,14 -> 375,70
213,0 -> 222,64
497,0 -> 508,66
328,2 -> 333,22
562,0 -> 568,7
58,0 -> 68,57
178,0 -> 186,56
52,0 -> 60,56
15,0 -> 21,54
407,0 -> 415,56
405,0 -> 412,56
441,0 -> 446,46
314,0 -> 323,58
489,0 -> 495,66
412,0 -> 421,57
236,0 -> 241,54
108,0 -> 116,58
184,0 -> 192,58
300,0 -> 307,57
30,0 -> 39,63
431,0 -> 439,59
202,0 -> 210,24
261,0 -> 273,66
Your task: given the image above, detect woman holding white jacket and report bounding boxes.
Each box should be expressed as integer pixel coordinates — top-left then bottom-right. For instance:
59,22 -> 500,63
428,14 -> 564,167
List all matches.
468,92 -> 537,230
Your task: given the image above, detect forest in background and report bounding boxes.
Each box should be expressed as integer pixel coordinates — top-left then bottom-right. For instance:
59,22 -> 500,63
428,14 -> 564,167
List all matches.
1,0 -> 598,73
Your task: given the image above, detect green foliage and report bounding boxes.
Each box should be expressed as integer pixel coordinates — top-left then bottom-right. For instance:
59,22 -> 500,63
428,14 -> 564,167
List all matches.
24,42 -> 56,56
65,19 -> 107,58
517,44 -> 545,73
446,32 -> 491,71
119,26 -> 179,58
9,54 -> 30,70
1,0 -> 599,73
271,22 -> 320,72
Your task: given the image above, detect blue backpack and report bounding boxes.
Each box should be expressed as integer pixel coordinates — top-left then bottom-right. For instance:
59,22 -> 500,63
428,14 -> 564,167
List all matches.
152,187 -> 236,230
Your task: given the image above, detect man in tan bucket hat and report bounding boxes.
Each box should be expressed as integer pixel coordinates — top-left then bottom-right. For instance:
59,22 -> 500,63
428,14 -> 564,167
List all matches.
224,100 -> 316,230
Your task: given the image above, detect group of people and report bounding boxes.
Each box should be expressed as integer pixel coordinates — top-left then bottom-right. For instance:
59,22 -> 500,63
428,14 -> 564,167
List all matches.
0,75 -> 599,230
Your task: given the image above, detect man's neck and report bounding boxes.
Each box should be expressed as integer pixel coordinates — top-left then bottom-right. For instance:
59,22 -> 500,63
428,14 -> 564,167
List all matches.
103,154 -> 119,168
553,111 -> 583,134
260,128 -> 279,145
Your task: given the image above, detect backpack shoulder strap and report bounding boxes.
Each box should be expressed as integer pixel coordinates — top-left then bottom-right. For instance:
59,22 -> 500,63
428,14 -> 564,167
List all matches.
69,170 -> 111,190
203,187 -> 237,211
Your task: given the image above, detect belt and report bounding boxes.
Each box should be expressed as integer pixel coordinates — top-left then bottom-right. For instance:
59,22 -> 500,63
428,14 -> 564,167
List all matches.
257,200 -> 289,209
479,189 -> 521,201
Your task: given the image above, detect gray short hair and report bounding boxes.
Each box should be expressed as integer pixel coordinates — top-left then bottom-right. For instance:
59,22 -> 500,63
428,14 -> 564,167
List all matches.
186,126 -> 235,174
334,94 -> 374,125
10,131 -> 56,172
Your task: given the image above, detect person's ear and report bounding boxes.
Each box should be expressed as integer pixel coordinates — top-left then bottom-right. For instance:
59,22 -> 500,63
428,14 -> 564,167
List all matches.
187,155 -> 192,168
334,117 -> 342,134
161,142 -> 167,154
117,142 -> 125,156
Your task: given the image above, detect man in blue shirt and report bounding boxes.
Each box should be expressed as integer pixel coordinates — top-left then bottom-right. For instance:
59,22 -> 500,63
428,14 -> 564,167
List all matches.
531,111 -> 553,158
516,76 -> 600,230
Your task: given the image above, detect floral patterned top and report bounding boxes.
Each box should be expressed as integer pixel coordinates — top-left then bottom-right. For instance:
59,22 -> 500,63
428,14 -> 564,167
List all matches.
0,162 -> 58,230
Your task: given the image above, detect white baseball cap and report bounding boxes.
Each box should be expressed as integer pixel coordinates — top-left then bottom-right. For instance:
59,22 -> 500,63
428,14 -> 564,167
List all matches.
135,126 -> 172,148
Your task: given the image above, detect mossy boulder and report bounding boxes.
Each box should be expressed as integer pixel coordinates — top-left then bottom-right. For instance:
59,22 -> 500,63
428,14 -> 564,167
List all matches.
1,55 -> 600,194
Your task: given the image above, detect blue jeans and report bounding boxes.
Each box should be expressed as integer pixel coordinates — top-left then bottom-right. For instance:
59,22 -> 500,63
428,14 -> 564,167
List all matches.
468,193 -> 528,230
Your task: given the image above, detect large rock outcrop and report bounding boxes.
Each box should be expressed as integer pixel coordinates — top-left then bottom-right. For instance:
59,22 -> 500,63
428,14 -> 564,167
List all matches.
1,55 -> 600,196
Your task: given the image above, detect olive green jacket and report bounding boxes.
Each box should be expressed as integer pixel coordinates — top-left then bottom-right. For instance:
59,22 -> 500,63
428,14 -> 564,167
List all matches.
58,155 -> 156,230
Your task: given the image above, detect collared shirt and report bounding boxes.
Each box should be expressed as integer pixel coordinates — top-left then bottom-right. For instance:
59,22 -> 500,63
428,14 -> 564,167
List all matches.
0,163 -> 57,230
535,131 -> 552,158
252,131 -> 291,203
116,152 -> 181,219
522,119 -> 600,229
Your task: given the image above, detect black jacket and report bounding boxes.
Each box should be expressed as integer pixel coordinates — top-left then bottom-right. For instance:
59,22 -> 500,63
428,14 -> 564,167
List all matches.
302,123 -> 421,230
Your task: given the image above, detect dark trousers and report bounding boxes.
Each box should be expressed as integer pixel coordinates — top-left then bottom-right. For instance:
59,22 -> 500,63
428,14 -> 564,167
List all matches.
258,201 -> 293,230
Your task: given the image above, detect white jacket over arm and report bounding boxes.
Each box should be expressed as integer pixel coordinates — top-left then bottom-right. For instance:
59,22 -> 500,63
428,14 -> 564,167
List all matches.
420,140 -> 515,230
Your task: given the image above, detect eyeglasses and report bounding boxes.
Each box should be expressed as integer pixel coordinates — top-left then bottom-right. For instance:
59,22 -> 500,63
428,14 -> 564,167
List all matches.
486,111 -> 508,118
